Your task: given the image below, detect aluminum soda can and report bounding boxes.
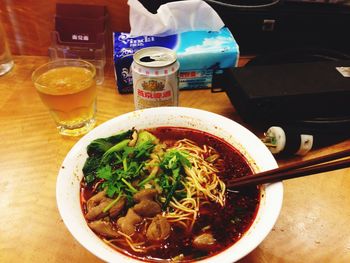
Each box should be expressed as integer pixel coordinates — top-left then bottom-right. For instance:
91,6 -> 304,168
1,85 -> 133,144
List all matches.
132,47 -> 180,110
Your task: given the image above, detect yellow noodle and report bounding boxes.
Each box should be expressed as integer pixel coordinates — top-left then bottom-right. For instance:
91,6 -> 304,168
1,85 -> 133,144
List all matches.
104,237 -> 147,253
113,137 -> 227,252
163,139 -> 226,231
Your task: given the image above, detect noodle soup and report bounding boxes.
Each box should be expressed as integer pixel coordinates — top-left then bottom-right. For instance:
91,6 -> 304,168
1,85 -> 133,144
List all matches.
80,127 -> 260,262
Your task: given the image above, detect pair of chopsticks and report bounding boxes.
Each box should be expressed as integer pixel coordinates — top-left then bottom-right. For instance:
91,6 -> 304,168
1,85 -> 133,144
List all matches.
227,148 -> 350,189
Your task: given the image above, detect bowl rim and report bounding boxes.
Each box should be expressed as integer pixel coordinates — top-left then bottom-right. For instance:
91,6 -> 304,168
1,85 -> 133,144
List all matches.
56,106 -> 283,263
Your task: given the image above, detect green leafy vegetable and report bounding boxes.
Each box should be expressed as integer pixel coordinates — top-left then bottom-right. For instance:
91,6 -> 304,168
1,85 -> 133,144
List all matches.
159,149 -> 191,209
121,178 -> 138,193
162,167 -> 181,210
82,156 -> 100,183
83,129 -> 157,199
83,130 -> 134,184
82,130 -> 192,208
96,165 -> 113,180
136,130 -> 157,146
101,139 -> 131,163
97,161 -> 140,198
138,167 -> 158,187
103,193 -> 122,213
161,149 -> 191,170
87,130 -> 133,157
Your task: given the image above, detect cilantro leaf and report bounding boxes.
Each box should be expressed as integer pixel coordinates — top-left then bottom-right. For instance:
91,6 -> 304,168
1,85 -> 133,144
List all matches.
159,149 -> 191,209
96,165 -> 113,180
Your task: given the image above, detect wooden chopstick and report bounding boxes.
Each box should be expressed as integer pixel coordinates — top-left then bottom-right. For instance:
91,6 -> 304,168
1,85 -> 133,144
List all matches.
227,148 -> 350,189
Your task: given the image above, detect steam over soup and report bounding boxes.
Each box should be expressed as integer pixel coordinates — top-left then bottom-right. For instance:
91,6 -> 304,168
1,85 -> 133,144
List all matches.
80,127 -> 260,261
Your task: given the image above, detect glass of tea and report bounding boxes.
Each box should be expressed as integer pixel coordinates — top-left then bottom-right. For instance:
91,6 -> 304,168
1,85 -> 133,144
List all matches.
0,21 -> 14,76
32,59 -> 97,136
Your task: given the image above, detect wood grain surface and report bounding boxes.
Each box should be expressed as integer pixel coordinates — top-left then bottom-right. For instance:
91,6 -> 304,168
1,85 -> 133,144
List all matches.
0,56 -> 350,263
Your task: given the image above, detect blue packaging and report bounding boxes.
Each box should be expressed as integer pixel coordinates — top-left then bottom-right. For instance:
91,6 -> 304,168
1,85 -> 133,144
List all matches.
113,27 -> 239,93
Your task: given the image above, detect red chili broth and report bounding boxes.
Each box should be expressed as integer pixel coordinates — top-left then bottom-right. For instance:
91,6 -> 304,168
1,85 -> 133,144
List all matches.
80,127 -> 261,262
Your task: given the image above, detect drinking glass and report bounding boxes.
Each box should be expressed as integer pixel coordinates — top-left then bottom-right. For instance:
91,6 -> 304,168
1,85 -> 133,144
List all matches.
32,59 -> 97,136
0,22 -> 14,76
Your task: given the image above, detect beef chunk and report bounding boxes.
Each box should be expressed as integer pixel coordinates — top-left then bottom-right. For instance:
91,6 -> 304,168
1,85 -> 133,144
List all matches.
88,220 -> 120,238
192,232 -> 216,251
117,208 -> 142,235
109,197 -> 126,218
146,215 -> 171,241
133,199 -> 161,217
133,189 -> 158,203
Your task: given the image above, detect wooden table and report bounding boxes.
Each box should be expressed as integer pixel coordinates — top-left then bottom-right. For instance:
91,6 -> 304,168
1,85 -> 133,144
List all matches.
1,56 -> 349,263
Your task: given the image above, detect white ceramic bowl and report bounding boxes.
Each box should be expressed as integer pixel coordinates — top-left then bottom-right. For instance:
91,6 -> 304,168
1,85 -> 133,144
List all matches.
56,107 -> 283,263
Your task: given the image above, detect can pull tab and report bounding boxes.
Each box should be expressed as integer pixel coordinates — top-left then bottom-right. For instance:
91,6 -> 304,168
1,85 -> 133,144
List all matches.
139,53 -> 170,63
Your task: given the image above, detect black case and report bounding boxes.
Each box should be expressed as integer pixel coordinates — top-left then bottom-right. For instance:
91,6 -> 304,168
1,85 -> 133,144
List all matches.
141,1 -> 350,55
225,60 -> 350,124
210,2 -> 350,55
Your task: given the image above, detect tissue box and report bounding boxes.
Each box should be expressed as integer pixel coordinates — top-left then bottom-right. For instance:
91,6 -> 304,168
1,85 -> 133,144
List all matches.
113,27 -> 239,93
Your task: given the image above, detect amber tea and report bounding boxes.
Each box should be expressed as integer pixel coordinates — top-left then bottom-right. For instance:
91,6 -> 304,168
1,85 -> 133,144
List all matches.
32,60 -> 96,136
